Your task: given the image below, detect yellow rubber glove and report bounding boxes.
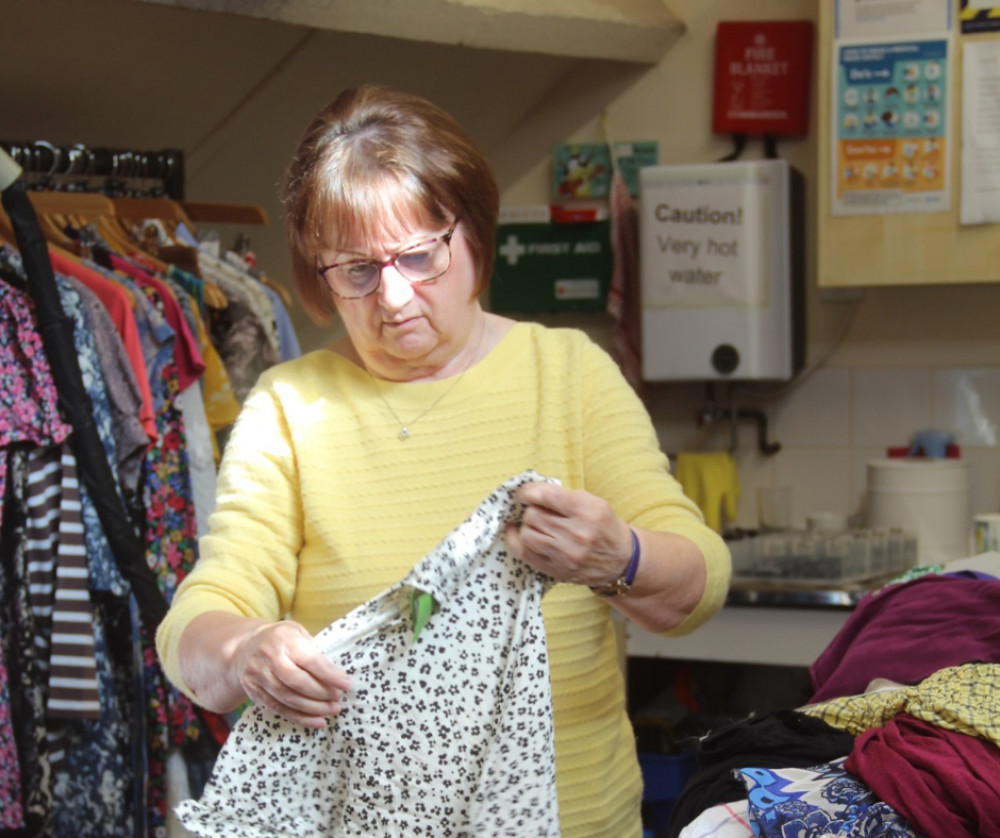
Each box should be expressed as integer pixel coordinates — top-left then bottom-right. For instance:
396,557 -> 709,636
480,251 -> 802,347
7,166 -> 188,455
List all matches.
674,452 -> 740,533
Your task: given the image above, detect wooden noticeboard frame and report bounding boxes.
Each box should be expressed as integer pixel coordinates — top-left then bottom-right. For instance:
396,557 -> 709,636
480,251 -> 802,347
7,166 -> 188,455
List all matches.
817,0 -> 1000,287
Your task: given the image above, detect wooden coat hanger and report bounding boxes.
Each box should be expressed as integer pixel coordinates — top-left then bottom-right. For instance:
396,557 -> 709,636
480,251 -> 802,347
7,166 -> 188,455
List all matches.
94,214 -> 144,256
199,282 -> 228,310
108,196 -> 236,310
111,195 -> 194,230
180,201 -> 268,226
26,190 -> 116,250
100,195 -> 275,312
0,206 -> 15,246
63,194 -> 178,278
174,201 -> 278,311
257,271 -> 293,308
27,190 -> 116,219
104,196 -> 185,255
38,211 -> 76,248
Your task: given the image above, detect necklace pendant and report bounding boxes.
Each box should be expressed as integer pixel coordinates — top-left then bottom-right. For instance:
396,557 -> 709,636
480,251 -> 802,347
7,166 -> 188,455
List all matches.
398,426 -> 411,441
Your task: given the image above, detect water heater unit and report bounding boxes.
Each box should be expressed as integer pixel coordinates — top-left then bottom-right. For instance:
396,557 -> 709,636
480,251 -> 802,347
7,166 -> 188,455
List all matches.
638,159 -> 804,381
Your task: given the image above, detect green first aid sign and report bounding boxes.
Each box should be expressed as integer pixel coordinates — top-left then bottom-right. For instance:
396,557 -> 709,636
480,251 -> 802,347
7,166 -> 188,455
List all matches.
490,220 -> 612,313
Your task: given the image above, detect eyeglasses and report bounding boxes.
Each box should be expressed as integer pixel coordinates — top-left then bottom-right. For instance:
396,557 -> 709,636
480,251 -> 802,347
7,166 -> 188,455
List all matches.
317,220 -> 459,300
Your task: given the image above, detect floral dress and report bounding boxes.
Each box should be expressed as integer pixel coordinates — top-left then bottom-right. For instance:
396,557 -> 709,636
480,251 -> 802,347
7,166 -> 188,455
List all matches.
178,472 -> 562,838
0,275 -> 72,831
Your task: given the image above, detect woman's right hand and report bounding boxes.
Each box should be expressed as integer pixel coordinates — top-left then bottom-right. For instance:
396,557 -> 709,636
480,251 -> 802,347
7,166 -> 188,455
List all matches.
232,620 -> 351,729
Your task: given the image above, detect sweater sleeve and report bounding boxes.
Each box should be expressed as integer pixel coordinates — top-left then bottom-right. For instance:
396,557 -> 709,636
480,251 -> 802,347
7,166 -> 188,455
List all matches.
155,369 -> 304,700
577,336 -> 731,634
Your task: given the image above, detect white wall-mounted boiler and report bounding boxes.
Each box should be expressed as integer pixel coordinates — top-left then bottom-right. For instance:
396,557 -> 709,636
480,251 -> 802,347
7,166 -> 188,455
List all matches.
638,159 -> 805,382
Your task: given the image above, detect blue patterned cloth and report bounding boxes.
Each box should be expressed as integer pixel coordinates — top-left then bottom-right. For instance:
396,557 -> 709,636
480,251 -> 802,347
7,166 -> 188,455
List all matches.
54,274 -> 128,595
738,758 -> 920,837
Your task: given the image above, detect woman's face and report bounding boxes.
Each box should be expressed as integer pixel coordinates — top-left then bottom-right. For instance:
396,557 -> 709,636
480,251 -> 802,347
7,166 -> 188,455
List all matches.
318,211 -> 482,381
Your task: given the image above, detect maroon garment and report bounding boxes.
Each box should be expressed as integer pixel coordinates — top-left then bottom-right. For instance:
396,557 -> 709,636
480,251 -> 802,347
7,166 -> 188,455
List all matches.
845,714 -> 1000,838
809,575 -> 1000,702
606,169 -> 642,392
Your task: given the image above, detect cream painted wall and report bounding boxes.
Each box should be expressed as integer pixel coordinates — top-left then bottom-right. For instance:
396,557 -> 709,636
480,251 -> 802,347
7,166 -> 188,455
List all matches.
5,0 -> 998,530
500,0 -> 1000,372
12,0 -> 995,368
497,0 -> 1000,530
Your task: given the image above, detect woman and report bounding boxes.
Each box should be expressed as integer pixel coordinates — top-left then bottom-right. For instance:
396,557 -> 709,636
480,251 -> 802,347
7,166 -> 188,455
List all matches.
156,84 -> 731,837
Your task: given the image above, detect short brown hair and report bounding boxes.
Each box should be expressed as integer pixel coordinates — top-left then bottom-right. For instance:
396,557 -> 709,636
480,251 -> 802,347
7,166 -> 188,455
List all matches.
281,84 -> 500,324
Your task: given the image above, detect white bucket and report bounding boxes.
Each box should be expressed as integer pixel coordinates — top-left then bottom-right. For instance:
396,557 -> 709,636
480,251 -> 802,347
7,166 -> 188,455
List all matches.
866,459 -> 971,564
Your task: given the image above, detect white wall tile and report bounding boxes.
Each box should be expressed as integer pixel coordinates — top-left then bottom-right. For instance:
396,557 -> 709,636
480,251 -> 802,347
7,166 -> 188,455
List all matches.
771,368 -> 851,448
648,382 -> 706,455
731,428 -> 776,529
850,447 -> 887,525
932,368 -> 1000,448
773,449 -> 852,530
852,368 -> 931,449
644,366 -> 999,538
968,447 -> 1000,516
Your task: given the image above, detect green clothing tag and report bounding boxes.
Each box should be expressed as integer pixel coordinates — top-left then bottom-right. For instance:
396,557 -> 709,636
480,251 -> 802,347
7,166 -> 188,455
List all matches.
410,589 -> 435,643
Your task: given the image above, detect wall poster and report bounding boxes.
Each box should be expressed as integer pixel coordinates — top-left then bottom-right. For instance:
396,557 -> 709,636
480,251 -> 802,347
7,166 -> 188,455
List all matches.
835,0 -> 952,39
831,37 -> 952,215
960,0 -> 1000,34
960,39 -> 1000,223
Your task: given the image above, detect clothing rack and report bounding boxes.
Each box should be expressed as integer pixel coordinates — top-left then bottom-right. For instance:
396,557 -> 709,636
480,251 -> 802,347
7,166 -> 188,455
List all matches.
1,139 -> 186,200
1,143 -> 300,837
2,141 -> 271,228
0,147 -> 169,624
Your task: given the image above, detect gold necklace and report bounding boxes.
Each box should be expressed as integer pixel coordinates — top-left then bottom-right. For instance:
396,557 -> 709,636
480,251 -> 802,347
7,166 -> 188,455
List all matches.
367,317 -> 486,441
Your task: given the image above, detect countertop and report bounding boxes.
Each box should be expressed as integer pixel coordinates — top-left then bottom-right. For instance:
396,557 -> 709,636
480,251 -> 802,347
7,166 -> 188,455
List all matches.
725,579 -> 879,609
628,555 -> 1000,667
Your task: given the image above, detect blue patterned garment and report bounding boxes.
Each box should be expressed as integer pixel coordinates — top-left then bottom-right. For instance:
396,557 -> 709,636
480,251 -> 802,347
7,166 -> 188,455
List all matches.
48,276 -> 139,834
54,274 -> 128,595
83,259 -> 175,413
50,604 -> 137,838
1,271 -> 141,836
738,758 -> 922,838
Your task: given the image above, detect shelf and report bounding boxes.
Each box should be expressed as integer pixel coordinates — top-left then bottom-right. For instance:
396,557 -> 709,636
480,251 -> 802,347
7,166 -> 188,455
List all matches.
628,607 -> 852,668
128,0 -> 686,64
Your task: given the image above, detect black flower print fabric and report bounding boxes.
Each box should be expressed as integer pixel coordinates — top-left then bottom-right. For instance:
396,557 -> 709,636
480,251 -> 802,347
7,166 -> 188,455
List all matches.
176,471 -> 562,837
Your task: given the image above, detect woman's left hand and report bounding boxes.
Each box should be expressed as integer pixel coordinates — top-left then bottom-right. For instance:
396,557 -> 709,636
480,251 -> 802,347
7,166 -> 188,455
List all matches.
505,481 -> 633,588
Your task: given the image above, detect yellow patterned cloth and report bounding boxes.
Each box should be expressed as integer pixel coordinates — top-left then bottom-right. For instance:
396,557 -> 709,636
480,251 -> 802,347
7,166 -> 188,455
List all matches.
188,307 -> 240,462
802,663 -> 1000,747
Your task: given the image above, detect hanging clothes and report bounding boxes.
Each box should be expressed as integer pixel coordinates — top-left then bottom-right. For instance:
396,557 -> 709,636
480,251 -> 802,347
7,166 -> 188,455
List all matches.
606,168 -> 643,392
66,275 -> 151,500
47,247 -> 158,447
195,247 -> 280,404
1,180 -> 166,623
2,156 -> 299,837
0,271 -> 73,835
0,278 -> 140,836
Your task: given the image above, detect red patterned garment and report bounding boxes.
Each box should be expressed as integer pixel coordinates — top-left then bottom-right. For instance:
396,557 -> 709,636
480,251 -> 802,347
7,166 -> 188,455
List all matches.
606,169 -> 642,392
1,277 -> 74,829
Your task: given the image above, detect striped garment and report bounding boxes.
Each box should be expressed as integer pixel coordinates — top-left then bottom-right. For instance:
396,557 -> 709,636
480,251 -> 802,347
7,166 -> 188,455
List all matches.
25,442 -> 100,725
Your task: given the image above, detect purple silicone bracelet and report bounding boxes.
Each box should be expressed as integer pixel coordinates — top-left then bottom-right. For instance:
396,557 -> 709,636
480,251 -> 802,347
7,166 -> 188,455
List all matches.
623,529 -> 641,585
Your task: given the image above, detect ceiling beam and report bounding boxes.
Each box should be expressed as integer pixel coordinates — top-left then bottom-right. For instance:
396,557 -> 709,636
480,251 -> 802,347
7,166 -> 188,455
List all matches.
126,0 -> 686,64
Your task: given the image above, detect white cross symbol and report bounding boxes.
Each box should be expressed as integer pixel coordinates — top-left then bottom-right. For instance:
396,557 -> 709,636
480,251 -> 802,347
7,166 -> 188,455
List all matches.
498,235 -> 527,266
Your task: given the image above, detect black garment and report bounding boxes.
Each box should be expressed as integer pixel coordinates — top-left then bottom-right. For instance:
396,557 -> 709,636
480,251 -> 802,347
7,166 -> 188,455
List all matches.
666,709 -> 855,837
0,179 -> 166,625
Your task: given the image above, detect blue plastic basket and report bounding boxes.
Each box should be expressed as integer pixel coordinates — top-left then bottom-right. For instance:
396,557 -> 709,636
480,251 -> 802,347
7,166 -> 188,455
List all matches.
639,751 -> 697,832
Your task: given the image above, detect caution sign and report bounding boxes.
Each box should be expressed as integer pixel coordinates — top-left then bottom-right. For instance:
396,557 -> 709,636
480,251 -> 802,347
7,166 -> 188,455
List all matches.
960,0 -> 1000,33
639,165 -> 777,309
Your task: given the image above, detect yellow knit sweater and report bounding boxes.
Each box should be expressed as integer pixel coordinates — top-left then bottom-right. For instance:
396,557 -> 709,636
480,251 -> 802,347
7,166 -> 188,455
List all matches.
157,322 -> 730,838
